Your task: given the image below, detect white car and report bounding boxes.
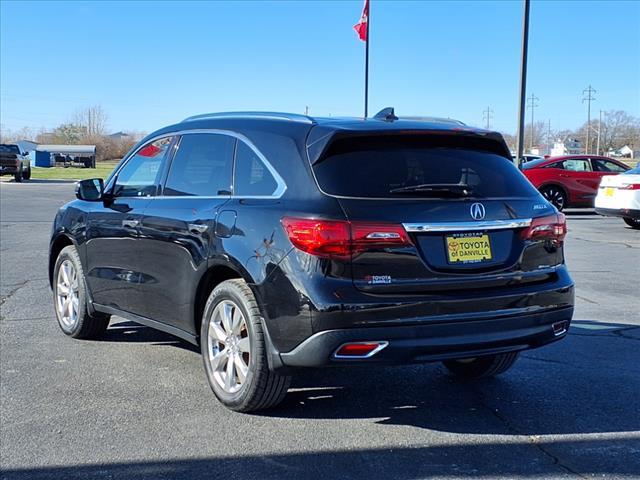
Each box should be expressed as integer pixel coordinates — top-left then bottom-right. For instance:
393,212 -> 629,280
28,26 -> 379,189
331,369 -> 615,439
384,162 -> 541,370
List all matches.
595,164 -> 640,229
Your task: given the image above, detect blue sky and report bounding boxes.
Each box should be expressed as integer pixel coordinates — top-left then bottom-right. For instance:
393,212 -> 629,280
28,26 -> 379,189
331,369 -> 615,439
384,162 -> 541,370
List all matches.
1,0 -> 638,135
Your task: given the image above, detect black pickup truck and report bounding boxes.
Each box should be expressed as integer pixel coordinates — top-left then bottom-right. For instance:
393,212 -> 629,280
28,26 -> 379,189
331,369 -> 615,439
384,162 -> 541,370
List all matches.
0,144 -> 31,182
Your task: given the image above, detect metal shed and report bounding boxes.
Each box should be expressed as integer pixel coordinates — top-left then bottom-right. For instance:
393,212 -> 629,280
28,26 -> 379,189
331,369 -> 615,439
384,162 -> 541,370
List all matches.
35,145 -> 97,168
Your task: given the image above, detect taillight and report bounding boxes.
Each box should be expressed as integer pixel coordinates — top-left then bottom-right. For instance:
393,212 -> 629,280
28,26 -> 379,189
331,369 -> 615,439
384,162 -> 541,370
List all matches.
350,222 -> 412,254
619,183 -> 640,190
520,213 -> 567,245
281,217 -> 412,258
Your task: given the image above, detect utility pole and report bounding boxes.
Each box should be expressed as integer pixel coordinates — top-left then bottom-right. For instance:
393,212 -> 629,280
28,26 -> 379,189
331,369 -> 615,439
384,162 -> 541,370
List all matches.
547,119 -> 552,152
582,85 -> 596,154
305,106 -> 309,116
514,0 -> 530,166
596,109 -> 603,156
482,106 -> 493,129
526,93 -> 539,150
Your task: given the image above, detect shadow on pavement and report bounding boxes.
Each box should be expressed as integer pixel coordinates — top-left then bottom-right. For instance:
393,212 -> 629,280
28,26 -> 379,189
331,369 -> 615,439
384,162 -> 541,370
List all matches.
262,320 -> 639,438
100,321 -> 199,353
102,319 -> 640,440
563,209 -> 598,216
2,436 -> 639,479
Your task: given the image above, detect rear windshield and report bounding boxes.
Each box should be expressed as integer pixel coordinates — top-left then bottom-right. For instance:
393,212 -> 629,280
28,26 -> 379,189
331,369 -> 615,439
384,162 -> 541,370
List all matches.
0,144 -> 20,154
521,158 -> 549,169
313,136 -> 539,199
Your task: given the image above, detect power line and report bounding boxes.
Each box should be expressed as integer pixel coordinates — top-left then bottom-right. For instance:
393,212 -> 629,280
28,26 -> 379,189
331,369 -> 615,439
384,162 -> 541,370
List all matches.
582,85 -> 596,154
526,93 -> 539,150
482,106 -> 493,129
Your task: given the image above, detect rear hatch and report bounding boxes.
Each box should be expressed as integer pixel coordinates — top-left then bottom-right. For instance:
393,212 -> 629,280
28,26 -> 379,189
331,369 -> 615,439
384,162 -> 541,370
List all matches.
310,131 -> 563,294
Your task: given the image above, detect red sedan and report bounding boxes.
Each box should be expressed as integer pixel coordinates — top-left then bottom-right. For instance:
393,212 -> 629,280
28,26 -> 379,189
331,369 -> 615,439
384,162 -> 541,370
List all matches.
522,155 -> 630,211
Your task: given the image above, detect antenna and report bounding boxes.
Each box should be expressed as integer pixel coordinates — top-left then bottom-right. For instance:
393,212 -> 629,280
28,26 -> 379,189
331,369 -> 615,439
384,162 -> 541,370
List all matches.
373,107 -> 398,122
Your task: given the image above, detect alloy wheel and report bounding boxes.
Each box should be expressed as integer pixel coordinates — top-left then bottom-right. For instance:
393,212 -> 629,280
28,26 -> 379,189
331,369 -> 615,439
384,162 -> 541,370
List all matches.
206,300 -> 251,394
56,259 -> 79,329
541,187 -> 565,211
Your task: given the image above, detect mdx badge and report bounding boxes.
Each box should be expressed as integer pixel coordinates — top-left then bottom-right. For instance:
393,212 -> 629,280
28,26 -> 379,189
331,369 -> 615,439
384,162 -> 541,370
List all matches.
470,203 -> 486,220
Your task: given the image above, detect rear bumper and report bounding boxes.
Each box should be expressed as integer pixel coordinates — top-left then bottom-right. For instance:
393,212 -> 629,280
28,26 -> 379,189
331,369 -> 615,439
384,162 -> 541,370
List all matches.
595,207 -> 640,219
280,306 -> 574,368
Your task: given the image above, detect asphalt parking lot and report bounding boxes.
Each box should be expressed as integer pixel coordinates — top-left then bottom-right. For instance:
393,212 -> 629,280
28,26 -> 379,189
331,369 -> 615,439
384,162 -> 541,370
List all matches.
1,181 -> 639,480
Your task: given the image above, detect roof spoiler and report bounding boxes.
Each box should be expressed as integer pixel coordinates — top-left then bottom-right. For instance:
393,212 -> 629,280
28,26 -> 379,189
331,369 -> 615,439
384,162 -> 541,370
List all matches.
306,128 -> 512,165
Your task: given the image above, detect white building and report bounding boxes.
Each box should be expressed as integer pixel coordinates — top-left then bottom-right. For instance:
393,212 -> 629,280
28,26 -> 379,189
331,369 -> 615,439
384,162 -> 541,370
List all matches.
551,138 -> 582,156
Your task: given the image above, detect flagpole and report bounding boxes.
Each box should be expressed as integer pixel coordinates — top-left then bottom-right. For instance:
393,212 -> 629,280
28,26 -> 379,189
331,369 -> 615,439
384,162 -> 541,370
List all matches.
364,0 -> 369,118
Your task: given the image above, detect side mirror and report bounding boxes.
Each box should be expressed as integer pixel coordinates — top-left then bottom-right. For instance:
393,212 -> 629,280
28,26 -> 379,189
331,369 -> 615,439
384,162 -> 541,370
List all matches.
76,178 -> 104,201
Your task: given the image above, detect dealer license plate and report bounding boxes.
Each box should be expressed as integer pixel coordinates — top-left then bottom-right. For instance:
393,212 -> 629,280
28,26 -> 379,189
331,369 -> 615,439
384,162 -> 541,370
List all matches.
446,233 -> 492,264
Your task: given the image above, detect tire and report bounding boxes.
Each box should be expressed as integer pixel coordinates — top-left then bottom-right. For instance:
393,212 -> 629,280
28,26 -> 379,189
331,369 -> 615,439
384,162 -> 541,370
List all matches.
22,166 -> 31,180
14,166 -> 23,183
623,217 -> 640,229
200,279 -> 291,412
539,185 -> 567,211
53,245 -> 110,339
443,352 -> 519,380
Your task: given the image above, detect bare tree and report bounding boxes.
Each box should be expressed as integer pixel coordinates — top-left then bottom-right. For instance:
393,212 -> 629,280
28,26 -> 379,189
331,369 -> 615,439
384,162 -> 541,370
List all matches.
49,123 -> 85,144
73,105 -> 108,139
523,121 -> 546,152
0,125 -> 36,144
575,110 -> 640,155
501,132 -> 516,152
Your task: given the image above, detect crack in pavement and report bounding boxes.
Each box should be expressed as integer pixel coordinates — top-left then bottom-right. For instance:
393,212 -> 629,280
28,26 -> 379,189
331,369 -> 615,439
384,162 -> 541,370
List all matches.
0,316 -> 51,323
473,387 -> 588,479
0,280 -> 29,306
612,329 -> 640,342
572,236 -> 638,249
576,295 -> 599,305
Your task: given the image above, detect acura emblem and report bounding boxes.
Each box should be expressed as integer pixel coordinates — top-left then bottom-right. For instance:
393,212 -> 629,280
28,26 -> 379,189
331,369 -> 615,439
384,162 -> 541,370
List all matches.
470,203 -> 486,220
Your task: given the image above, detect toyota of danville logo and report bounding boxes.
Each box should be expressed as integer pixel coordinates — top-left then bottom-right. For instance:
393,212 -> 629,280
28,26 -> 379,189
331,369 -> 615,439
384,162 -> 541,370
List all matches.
470,203 -> 486,220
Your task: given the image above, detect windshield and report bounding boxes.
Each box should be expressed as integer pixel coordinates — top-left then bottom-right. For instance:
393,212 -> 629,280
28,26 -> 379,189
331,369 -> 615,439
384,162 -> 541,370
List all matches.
0,144 -> 20,154
313,135 -> 539,199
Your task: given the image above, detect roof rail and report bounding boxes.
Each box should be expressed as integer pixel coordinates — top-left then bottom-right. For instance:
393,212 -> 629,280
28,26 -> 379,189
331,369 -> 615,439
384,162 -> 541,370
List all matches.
371,108 -> 465,126
402,116 -> 466,126
181,111 -> 315,124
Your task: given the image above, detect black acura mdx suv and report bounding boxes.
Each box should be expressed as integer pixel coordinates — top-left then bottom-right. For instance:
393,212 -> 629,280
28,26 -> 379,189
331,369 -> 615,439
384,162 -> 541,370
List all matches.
49,111 -> 574,412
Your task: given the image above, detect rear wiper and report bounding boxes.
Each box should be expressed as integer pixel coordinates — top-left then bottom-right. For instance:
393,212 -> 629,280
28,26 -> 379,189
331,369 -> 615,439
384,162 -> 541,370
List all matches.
389,183 -> 474,197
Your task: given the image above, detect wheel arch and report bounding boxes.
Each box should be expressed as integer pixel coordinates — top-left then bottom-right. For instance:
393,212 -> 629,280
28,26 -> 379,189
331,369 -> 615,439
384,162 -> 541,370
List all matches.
49,232 -> 76,288
193,262 -> 257,342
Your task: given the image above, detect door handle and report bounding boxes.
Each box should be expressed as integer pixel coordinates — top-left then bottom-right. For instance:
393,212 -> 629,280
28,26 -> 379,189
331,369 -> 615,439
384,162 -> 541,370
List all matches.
188,223 -> 208,234
122,219 -> 139,228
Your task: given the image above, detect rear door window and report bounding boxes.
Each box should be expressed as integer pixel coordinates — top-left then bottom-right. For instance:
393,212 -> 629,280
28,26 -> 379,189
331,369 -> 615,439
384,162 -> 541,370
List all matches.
562,159 -> 592,172
164,133 -> 235,196
312,135 -> 539,198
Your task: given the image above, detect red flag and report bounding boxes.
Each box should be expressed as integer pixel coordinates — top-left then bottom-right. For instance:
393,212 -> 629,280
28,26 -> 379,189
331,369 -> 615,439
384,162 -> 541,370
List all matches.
353,0 -> 369,42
